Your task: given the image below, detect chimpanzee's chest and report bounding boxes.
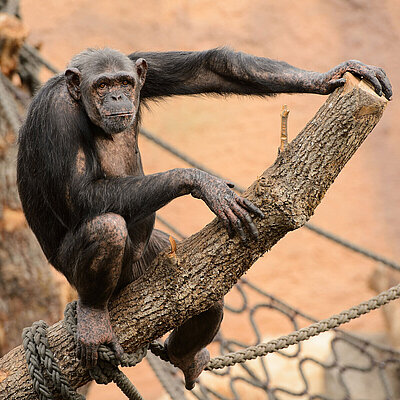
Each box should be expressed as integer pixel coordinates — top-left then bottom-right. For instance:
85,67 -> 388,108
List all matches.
95,128 -> 142,177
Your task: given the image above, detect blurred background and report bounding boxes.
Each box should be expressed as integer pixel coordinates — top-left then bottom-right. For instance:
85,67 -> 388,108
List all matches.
1,0 -> 400,399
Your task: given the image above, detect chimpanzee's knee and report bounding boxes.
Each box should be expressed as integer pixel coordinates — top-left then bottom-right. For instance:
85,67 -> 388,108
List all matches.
85,213 -> 128,249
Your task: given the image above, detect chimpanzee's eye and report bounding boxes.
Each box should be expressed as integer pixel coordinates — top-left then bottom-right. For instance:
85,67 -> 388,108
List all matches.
99,83 -> 106,89
122,80 -> 129,86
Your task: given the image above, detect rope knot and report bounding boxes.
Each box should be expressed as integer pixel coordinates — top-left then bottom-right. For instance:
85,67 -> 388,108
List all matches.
23,301 -> 150,400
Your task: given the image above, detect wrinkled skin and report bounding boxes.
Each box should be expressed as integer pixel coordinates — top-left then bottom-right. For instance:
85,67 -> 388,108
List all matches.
317,60 -> 392,98
65,57 -> 148,135
17,47 -> 392,390
191,170 -> 264,241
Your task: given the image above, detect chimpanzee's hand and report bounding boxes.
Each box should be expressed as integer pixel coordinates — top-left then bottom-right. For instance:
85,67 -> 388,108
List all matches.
318,60 -> 392,100
191,171 -> 264,241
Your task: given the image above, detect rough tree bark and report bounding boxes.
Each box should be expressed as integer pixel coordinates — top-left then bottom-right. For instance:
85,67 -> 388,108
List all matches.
0,73 -> 388,399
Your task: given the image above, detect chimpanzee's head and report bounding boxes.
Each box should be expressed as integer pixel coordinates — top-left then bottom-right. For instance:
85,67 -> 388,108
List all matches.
65,48 -> 147,135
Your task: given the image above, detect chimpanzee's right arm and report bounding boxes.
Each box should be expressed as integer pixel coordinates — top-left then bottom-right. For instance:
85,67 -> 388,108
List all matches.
71,168 -> 263,241
129,48 -> 392,100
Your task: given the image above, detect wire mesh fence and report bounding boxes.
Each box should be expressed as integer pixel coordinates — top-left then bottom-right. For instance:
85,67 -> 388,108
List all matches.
149,278 -> 400,400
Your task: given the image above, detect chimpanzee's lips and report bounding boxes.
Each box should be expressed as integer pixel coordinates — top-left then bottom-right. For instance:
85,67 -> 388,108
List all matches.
105,112 -> 134,117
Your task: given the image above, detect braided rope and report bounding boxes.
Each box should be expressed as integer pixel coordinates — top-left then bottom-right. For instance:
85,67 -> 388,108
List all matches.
22,302 -> 150,400
207,283 -> 400,370
22,321 -> 84,400
149,341 -> 170,362
63,302 -> 148,370
146,351 -> 187,400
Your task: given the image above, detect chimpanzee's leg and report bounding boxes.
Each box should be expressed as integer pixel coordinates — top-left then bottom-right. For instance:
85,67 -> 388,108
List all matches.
137,228 -> 224,390
56,213 -> 129,368
165,299 -> 224,390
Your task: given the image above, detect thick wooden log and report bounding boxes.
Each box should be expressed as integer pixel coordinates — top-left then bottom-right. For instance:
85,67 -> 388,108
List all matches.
0,73 -> 388,399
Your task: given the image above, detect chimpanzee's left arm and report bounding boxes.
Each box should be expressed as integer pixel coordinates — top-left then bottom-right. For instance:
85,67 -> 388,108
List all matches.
129,47 -> 392,100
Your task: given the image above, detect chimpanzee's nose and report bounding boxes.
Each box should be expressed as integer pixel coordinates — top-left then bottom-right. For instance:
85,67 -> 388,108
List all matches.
111,94 -> 122,101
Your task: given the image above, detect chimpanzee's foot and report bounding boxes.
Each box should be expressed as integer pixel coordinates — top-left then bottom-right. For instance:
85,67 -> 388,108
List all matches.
165,341 -> 210,390
76,301 -> 123,368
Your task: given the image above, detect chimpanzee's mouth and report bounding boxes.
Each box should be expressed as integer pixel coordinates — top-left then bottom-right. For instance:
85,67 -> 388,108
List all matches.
106,112 -> 134,117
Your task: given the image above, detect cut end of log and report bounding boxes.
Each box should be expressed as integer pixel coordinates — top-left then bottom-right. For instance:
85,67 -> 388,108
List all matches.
341,72 -> 388,119
342,72 -> 388,103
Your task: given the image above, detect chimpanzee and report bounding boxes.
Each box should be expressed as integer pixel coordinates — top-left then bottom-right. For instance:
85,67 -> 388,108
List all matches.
17,47 -> 392,389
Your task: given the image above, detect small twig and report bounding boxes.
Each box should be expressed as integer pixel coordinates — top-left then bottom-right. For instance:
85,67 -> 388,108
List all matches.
279,104 -> 290,154
168,236 -> 177,257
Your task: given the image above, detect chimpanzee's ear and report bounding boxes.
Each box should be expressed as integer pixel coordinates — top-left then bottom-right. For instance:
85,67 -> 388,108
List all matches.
65,68 -> 82,101
135,58 -> 148,87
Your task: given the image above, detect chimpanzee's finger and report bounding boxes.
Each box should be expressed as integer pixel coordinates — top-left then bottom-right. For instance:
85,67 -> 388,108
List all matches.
326,78 -> 347,93
110,340 -> 124,360
362,72 -> 383,97
225,208 -> 247,242
376,69 -> 392,100
76,342 -> 82,361
238,197 -> 265,219
230,201 -> 259,239
80,344 -> 87,368
87,344 -> 98,368
219,211 -> 234,238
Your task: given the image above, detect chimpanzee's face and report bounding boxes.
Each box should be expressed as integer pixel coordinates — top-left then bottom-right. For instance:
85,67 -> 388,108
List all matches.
65,53 -> 147,135
84,69 -> 139,134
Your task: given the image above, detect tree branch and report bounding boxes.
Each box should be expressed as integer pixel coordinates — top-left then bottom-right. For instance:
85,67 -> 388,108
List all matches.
0,73 -> 388,399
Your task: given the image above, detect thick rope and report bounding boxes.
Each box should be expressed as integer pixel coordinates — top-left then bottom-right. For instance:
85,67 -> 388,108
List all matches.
146,351 -> 187,400
22,302 -> 149,400
206,283 -> 400,370
242,278 -> 400,356
22,321 -> 85,400
21,273 -> 400,399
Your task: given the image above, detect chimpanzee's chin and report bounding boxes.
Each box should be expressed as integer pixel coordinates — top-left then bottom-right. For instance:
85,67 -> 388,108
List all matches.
103,116 -> 134,135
